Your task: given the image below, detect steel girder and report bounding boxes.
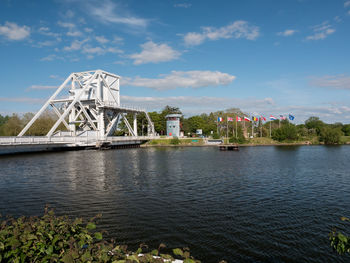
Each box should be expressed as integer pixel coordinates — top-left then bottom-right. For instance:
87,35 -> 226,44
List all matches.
18,70 -> 155,138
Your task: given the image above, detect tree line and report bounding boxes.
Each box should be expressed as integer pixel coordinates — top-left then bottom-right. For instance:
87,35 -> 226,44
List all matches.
1,106 -> 350,144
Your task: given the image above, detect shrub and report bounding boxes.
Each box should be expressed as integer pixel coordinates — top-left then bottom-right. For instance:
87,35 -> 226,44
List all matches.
330,216 -> 350,254
320,127 -> 343,145
0,208 -> 200,263
170,137 -> 180,145
272,124 -> 298,142
229,135 -> 246,144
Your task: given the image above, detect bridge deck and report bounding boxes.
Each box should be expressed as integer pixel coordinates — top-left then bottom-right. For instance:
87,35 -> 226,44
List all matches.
0,136 -> 157,147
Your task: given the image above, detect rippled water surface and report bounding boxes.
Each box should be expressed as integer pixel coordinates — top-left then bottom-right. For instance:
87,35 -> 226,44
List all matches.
1,146 -> 350,262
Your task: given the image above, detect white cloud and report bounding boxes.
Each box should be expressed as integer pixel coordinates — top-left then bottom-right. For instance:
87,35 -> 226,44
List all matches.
277,29 -> 297,36
67,30 -> 82,37
57,21 -> 82,37
120,95 -> 350,123
96,35 -> 108,44
57,21 -> 75,29
38,27 -> 60,38
64,10 -> 75,19
28,85 -> 58,90
0,21 -> 30,40
129,41 -> 181,65
184,20 -> 260,46
344,1 -> 350,7
82,45 -> 123,56
40,54 -> 62,61
306,22 -> 335,40
112,36 -> 124,44
63,39 -> 88,51
82,46 -> 105,55
84,27 -> 93,33
86,0 -> 148,28
309,74 -> 350,89
0,97 -> 45,104
174,3 -> 192,8
122,70 -> 236,90
120,95 -> 275,116
36,40 -> 61,47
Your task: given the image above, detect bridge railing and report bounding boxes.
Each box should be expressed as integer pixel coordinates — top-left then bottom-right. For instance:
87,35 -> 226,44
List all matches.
0,135 -> 159,146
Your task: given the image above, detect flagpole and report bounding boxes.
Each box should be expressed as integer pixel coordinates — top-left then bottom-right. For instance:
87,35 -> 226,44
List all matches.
251,117 -> 254,138
270,121 -> 271,137
260,118 -> 262,137
235,117 -> 237,138
226,116 -> 228,142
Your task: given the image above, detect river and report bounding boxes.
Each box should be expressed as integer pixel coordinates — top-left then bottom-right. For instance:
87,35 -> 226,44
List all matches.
1,146 -> 350,262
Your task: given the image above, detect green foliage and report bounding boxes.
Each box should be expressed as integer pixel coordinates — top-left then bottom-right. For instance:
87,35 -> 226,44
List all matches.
0,114 -> 23,136
271,124 -> 298,142
229,125 -> 246,144
330,217 -> 350,254
0,208 -> 200,263
320,127 -> 343,144
170,137 -> 180,145
305,116 -> 325,135
342,124 -> 350,136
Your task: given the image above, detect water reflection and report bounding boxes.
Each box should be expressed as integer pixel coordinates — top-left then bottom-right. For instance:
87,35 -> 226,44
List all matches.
0,146 -> 350,262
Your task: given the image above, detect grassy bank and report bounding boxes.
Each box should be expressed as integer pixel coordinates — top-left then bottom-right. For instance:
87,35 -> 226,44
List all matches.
145,138 -> 205,146
144,136 -> 350,147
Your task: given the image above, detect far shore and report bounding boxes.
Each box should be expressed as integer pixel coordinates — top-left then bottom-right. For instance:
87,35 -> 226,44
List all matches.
142,138 -> 350,148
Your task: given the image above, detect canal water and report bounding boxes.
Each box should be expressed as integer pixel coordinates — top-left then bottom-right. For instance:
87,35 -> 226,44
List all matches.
1,146 -> 350,262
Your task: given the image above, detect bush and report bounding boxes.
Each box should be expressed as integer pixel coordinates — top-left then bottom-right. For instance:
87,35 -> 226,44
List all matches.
170,137 -> 180,145
0,208 -> 200,263
272,124 -> 298,142
320,127 -> 343,144
330,216 -> 350,254
229,135 -> 246,144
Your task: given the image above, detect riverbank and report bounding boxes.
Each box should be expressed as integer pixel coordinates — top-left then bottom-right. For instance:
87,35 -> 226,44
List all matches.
142,137 -> 349,147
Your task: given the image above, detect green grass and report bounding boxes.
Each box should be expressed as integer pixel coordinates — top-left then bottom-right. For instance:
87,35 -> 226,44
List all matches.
341,136 -> 350,144
146,138 -> 204,146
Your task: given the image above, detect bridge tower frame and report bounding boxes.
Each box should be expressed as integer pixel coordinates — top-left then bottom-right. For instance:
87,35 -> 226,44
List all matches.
18,70 -> 155,138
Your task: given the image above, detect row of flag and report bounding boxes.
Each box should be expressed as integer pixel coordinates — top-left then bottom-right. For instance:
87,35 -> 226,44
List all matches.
217,114 -> 295,122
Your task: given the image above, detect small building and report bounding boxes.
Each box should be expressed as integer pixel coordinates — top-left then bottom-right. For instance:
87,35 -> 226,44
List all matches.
166,114 -> 181,137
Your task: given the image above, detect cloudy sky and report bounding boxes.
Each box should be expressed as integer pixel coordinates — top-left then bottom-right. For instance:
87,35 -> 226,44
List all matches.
0,0 -> 350,123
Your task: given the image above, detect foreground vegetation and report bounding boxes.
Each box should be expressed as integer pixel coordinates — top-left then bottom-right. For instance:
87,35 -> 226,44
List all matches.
330,216 -> 350,255
1,106 -> 349,145
0,208 -> 201,263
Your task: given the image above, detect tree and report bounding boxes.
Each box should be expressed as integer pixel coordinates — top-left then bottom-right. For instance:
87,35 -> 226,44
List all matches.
305,116 -> 325,135
0,114 -> 10,135
319,127 -> 343,144
342,124 -> 350,136
0,114 -> 23,136
272,124 -> 298,142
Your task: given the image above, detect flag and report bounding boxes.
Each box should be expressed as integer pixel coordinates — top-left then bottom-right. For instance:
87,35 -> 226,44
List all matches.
218,117 -> 223,122
252,116 -> 258,121
244,117 -> 251,122
260,116 -> 266,121
236,116 -> 242,122
227,117 -> 234,122
289,114 -> 295,121
280,115 -> 286,120
270,115 -> 277,120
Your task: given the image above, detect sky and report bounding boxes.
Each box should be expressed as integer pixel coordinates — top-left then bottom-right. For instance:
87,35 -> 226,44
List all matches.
0,0 -> 350,123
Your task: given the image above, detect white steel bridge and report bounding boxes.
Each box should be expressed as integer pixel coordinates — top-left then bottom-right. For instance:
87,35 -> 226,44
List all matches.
0,70 -> 158,154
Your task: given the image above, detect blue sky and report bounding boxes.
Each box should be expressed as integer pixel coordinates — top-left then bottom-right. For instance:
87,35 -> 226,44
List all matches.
0,0 -> 350,123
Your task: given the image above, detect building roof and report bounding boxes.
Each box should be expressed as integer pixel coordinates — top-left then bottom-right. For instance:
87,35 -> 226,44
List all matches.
165,114 -> 182,118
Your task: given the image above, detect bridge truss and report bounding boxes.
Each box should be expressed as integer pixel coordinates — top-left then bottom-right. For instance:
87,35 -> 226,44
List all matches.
18,70 -> 155,139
